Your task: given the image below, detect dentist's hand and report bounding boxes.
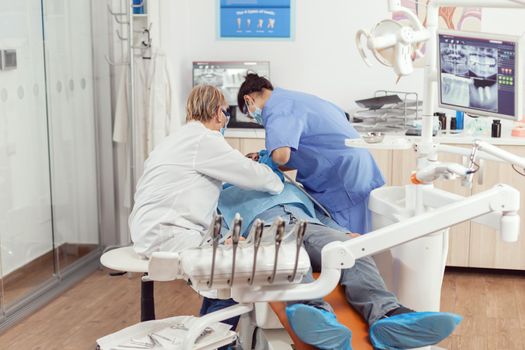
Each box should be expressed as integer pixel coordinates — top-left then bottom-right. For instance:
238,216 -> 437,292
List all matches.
258,150 -> 284,182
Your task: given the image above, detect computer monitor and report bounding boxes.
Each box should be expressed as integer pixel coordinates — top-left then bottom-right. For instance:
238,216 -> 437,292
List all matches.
192,61 -> 270,128
438,30 -> 523,121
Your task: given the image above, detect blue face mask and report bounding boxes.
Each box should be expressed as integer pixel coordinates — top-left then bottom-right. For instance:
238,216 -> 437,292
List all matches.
249,106 -> 263,125
220,110 -> 230,136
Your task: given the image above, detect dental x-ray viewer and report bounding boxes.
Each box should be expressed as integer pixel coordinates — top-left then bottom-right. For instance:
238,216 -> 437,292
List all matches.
129,85 -> 283,257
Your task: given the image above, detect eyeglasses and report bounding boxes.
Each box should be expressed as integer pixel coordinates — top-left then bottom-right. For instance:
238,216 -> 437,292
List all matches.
222,108 -> 231,117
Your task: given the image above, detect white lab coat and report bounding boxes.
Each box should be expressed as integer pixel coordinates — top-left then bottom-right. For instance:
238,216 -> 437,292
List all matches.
113,51 -> 178,207
129,121 -> 284,258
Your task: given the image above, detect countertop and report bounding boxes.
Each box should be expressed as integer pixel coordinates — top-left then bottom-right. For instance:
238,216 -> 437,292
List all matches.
225,128 -> 525,146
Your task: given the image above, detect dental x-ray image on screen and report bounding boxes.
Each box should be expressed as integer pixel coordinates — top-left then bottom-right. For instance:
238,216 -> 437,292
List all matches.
193,61 -> 270,128
439,32 -> 518,118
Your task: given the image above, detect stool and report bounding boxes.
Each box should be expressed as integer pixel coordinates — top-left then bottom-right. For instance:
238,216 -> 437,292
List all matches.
100,246 -> 156,322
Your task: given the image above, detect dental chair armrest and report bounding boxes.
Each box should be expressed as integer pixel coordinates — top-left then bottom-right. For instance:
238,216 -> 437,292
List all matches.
148,251 -> 183,281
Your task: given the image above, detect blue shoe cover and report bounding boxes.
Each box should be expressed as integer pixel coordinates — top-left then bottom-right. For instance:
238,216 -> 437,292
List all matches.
369,311 -> 462,350
286,304 -> 352,350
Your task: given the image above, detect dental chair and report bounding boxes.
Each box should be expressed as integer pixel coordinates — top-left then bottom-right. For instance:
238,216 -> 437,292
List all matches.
99,163 -> 521,350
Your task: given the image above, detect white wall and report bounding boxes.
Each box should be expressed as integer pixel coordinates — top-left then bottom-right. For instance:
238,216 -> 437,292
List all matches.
482,8 -> 525,35
157,1 -> 525,123
158,0 -> 425,121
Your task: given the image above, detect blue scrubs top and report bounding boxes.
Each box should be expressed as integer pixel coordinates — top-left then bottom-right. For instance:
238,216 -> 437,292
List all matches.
263,88 -> 385,233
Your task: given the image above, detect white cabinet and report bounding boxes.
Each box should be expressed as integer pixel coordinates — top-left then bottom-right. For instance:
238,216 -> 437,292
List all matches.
468,146 -> 525,270
390,146 -> 525,270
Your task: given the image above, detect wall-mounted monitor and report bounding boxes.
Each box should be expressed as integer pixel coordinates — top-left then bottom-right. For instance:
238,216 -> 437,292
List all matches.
438,30 -> 523,121
192,61 -> 270,128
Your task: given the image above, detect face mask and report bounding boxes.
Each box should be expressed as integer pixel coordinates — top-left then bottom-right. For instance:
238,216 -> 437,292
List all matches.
249,106 -> 263,125
220,110 -> 230,136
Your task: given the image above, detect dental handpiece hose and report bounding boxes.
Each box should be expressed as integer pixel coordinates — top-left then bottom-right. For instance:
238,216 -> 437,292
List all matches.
281,171 -> 332,219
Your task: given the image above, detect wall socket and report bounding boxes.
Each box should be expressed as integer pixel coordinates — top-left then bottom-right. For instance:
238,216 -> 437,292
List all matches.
0,49 -> 17,71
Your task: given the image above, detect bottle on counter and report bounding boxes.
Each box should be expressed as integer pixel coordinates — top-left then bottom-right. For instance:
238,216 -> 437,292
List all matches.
449,116 -> 459,134
456,111 -> 464,130
434,112 -> 447,130
492,119 -> 502,138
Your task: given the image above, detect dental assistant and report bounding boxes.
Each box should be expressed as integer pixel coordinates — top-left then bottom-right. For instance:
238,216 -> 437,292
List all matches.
237,74 -> 384,233
130,85 -> 283,257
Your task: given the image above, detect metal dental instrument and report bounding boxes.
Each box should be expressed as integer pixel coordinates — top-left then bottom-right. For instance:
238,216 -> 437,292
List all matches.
147,334 -> 161,347
171,322 -> 189,331
195,327 -> 215,343
281,172 -> 332,219
268,218 -> 285,284
228,215 -> 242,286
207,215 -> 223,288
150,332 -> 173,342
200,214 -> 223,246
248,219 -> 264,285
129,339 -> 154,348
288,220 -> 307,282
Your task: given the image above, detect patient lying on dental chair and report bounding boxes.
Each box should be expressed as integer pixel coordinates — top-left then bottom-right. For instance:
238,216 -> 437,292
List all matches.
206,179 -> 462,350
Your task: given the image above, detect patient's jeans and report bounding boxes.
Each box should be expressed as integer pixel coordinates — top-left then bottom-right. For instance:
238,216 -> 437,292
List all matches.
289,223 -> 400,325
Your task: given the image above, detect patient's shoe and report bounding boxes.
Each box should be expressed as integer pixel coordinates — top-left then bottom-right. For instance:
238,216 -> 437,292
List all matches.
286,304 -> 352,350
369,311 -> 462,350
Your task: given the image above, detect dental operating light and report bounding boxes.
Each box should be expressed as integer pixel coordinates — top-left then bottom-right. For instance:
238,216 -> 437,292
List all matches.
356,0 -> 430,78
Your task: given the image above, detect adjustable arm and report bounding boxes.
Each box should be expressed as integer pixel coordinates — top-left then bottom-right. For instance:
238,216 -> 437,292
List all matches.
343,184 -> 520,261
231,184 -> 520,304
475,141 -> 525,169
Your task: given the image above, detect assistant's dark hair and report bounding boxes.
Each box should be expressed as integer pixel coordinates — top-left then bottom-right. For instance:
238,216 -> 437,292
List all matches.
237,73 -> 274,113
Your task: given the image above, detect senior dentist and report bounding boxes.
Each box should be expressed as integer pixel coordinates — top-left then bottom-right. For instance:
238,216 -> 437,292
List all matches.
130,85 -> 283,257
238,74 -> 384,233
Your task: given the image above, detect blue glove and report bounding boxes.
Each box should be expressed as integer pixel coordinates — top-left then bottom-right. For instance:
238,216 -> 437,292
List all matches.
286,304 -> 352,350
258,150 -> 284,182
369,311 -> 462,350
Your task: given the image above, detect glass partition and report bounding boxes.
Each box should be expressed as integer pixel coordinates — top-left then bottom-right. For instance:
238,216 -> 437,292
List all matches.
43,0 -> 99,273
0,0 -> 100,317
0,0 -> 56,309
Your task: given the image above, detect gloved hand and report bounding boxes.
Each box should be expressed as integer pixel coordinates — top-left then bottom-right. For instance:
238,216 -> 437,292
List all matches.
258,149 -> 284,182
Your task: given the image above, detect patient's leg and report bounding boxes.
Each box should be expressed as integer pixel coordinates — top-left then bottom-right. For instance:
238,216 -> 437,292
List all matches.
303,224 -> 462,349
302,224 -> 400,325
